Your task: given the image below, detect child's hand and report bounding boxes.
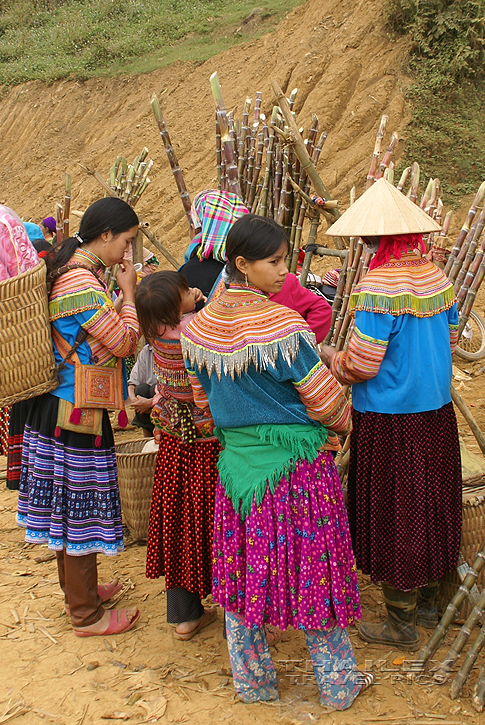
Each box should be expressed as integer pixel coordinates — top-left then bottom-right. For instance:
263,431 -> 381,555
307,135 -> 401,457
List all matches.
153,429 -> 161,445
192,287 -> 206,305
319,344 -> 337,368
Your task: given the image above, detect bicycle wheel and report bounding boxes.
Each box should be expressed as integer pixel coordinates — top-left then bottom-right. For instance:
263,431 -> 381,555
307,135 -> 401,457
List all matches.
456,309 -> 485,361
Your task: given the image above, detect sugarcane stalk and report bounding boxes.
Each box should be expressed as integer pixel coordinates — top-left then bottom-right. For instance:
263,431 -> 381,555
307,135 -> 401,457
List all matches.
210,73 -> 242,199
445,182 -> 485,278
215,114 -> 222,190
384,162 -> 395,184
450,617 -> 485,699
56,203 -> 64,244
323,251 -> 349,344
406,162 -> 420,203
457,253 -> 485,339
299,212 -> 320,287
139,225 -> 180,270
416,539 -> 485,668
396,166 -> 411,192
270,79 -> 345,249
288,87 -> 297,112
332,240 -> 363,345
247,128 -> 264,209
63,173 -> 71,240
453,204 -> 485,293
132,226 -> 144,266
79,163 -> 119,199
107,264 -> 119,295
456,236 -> 485,311
375,131 -> 398,182
258,107 -> 278,217
433,588 -> 485,684
237,98 -> 251,192
151,94 -> 192,230
473,660 -> 485,711
420,178 -> 434,210
366,115 -> 388,189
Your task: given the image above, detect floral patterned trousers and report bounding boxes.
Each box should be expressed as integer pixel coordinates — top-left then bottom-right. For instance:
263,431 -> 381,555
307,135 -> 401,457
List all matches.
226,612 -> 361,710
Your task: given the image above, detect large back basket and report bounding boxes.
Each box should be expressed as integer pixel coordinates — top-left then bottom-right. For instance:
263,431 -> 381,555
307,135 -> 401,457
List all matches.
0,261 -> 58,407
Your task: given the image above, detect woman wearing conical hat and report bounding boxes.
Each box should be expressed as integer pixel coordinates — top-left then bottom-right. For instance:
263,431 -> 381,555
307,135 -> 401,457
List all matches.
320,178 -> 462,651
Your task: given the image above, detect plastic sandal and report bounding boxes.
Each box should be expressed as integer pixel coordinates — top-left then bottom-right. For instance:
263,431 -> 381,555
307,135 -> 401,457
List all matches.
73,608 -> 140,637
65,579 -> 123,616
357,669 -> 375,694
173,608 -> 217,641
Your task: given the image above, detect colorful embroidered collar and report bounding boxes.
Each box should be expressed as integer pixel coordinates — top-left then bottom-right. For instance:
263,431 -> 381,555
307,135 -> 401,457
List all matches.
350,249 -> 456,318
181,284 -> 315,379
73,247 -> 106,270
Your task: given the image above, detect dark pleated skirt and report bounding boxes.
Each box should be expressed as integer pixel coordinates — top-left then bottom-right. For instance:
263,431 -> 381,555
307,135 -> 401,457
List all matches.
6,400 -> 34,491
348,402 -> 462,590
145,431 -> 219,598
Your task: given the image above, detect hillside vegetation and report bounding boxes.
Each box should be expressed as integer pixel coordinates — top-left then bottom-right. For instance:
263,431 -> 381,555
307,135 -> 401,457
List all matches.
386,0 -> 485,200
0,0 -> 302,85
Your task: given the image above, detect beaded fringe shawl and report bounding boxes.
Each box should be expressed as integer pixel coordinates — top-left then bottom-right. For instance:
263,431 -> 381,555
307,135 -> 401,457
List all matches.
350,251 -> 456,318
181,285 -> 316,380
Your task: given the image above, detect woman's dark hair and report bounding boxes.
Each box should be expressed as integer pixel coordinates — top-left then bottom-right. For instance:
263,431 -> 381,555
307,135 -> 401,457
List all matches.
45,197 -> 139,274
135,271 -> 189,342
225,214 -> 289,280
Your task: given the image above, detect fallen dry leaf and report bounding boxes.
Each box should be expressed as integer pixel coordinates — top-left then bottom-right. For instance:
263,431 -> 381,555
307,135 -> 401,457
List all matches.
392,655 -> 405,666
136,695 -> 167,722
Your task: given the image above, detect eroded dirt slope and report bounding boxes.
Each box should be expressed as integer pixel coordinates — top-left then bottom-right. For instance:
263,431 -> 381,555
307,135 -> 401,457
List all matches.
0,0 -> 409,264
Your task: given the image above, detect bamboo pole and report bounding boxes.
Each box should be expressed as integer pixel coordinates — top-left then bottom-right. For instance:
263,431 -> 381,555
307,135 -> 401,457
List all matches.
151,94 -> 192,231
210,73 -> 242,199
453,204 -> 485,293
417,540 -> 485,668
451,384 -> 485,455
270,79 -> 346,250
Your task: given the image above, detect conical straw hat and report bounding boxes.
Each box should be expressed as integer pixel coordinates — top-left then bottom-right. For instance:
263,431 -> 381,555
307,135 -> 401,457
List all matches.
325,177 -> 442,237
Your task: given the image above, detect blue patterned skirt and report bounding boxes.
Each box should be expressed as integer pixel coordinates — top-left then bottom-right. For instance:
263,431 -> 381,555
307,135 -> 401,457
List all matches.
17,393 -> 124,557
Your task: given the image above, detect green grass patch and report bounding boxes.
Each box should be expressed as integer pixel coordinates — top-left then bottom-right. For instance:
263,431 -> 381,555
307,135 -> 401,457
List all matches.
0,0 -> 303,85
386,0 -> 485,203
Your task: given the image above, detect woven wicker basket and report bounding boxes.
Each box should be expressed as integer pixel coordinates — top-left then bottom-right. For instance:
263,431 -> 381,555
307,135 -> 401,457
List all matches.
116,438 -> 157,541
438,483 -> 485,622
0,261 -> 58,407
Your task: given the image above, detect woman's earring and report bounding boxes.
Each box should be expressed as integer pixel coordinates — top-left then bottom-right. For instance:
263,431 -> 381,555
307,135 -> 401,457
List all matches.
244,272 -> 248,287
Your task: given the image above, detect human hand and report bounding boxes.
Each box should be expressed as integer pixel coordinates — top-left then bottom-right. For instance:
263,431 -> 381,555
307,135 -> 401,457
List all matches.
319,344 -> 337,368
116,260 -> 137,299
153,428 -> 161,445
192,287 -> 206,305
132,396 -> 153,414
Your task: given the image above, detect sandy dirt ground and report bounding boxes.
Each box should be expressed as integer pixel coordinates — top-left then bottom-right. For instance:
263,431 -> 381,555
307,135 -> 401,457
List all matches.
1,344 -> 485,725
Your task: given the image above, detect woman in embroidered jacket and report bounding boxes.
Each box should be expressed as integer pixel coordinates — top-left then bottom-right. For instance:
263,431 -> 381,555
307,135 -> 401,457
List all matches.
182,214 -> 367,710
320,178 -> 462,651
17,197 -> 141,637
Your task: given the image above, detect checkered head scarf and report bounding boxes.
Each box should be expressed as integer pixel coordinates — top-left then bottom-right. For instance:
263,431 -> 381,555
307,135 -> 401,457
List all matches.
190,190 -> 249,263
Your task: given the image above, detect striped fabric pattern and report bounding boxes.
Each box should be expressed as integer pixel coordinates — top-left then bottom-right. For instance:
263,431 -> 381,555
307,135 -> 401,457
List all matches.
449,323 -> 459,355
294,362 -> 352,433
330,325 -> 389,385
190,190 -> 249,263
350,251 -> 456,318
50,267 -> 139,365
181,284 -> 316,379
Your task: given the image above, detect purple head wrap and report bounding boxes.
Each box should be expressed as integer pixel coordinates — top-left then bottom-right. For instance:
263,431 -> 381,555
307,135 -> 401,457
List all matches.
42,216 -> 57,234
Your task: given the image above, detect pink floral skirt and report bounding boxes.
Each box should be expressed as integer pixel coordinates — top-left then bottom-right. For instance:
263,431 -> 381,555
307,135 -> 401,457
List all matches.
212,451 -> 361,631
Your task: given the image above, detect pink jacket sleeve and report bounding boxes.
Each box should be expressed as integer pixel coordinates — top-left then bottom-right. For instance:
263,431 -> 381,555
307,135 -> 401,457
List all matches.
270,273 -> 332,344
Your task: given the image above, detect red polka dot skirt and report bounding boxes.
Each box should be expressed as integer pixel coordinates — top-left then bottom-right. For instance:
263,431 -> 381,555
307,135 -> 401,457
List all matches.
347,402 -> 462,590
145,431 -> 220,598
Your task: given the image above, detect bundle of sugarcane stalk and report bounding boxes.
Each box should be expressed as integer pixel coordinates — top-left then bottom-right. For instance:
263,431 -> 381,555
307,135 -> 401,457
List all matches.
415,538 -> 485,711
209,72 -> 343,262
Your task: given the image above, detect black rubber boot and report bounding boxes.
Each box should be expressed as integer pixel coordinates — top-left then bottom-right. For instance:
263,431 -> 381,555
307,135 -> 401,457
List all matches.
416,580 -> 440,629
358,583 -> 421,651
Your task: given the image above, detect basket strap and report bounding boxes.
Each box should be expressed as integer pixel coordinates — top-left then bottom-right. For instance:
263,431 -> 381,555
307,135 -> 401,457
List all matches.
52,326 -> 87,369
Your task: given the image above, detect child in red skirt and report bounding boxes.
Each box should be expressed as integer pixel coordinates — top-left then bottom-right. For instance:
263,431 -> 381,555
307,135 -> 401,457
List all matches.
135,271 -> 219,640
